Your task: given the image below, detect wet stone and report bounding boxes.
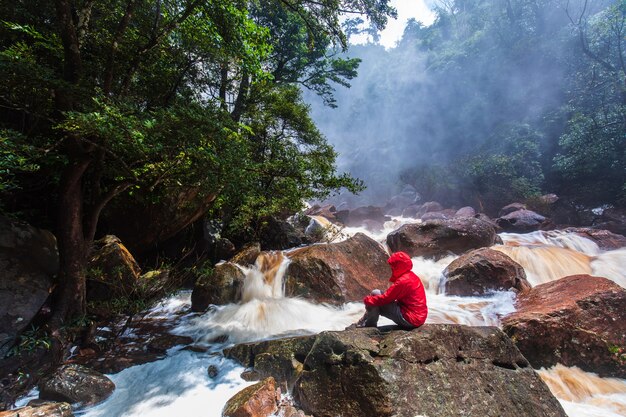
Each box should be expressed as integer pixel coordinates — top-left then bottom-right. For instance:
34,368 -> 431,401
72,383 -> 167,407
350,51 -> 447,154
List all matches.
207,364 -> 219,379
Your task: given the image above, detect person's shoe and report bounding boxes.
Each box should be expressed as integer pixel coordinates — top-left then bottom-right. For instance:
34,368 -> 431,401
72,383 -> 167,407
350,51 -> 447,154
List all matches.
344,323 -> 358,330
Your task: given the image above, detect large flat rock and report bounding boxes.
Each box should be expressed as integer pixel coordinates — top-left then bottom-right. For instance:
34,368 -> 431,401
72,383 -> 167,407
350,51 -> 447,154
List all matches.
502,274 -> 626,378
226,324 -> 566,417
386,218 -> 497,259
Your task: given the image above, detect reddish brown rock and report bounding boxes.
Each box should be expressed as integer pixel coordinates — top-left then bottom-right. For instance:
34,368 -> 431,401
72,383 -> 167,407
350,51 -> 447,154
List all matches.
303,205 -> 337,222
386,218 -> 497,259
444,248 -> 530,296
231,243 -> 262,266
86,235 -> 141,301
563,227 -> 626,250
0,402 -> 73,417
223,377 -> 278,417
285,233 -> 390,303
38,364 -> 115,406
502,275 -> 626,378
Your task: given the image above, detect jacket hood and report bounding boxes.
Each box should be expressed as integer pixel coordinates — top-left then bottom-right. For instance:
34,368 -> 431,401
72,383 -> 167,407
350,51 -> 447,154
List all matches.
388,251 -> 413,282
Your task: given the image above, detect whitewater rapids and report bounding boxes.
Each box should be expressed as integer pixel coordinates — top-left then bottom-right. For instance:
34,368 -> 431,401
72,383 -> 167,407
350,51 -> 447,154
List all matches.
28,218 -> 625,417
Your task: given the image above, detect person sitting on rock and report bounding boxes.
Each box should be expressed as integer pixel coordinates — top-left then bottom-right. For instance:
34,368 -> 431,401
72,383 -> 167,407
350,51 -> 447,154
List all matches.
354,251 -> 428,329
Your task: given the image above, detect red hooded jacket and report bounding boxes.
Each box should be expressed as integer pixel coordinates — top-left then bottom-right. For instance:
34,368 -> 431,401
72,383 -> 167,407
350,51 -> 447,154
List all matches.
363,251 -> 428,327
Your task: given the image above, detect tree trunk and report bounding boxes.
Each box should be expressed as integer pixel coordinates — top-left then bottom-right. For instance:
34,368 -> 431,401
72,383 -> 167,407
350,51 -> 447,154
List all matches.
50,147 -> 92,326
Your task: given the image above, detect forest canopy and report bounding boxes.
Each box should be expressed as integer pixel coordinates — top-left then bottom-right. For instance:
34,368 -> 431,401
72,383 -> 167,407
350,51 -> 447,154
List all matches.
0,0 -> 394,321
308,0 -> 626,213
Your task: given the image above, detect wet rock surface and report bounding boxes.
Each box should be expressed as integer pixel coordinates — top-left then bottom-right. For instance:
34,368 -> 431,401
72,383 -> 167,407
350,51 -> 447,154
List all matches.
0,216 -> 58,357
342,206 -> 388,227
0,402 -> 73,417
386,217 -> 497,259
285,233 -> 390,303
496,209 -> 551,233
72,308 -> 193,374
227,325 -> 566,417
563,227 -> 626,250
223,377 -> 279,417
191,262 -> 246,311
38,364 -> 115,406
502,275 -> 626,378
231,243 -> 262,267
444,248 -> 530,296
499,203 -> 527,217
86,235 -> 142,302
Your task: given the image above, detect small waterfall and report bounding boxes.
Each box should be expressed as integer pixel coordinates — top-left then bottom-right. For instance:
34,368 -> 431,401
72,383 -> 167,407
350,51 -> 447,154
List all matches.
500,231 -> 601,255
240,252 -> 287,302
178,252 -> 363,344
493,245 -> 593,286
538,365 -> 626,417
67,225 -> 626,417
495,231 -> 626,288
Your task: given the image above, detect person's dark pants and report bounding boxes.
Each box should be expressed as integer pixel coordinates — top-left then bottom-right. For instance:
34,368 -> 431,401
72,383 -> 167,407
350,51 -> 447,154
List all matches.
361,289 -> 415,328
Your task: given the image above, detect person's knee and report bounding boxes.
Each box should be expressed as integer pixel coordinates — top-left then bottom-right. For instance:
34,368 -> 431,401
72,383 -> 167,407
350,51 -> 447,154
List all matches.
371,289 -> 382,296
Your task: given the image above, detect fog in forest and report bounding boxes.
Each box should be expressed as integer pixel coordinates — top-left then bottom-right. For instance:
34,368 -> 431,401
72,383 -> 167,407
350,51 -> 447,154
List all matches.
306,0 -> 619,211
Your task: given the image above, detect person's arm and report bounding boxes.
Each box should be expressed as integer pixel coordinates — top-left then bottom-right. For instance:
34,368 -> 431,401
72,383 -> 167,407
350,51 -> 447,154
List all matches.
364,281 -> 408,307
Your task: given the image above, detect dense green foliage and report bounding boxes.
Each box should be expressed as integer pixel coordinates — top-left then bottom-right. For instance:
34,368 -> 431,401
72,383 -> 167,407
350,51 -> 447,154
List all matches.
0,0 -> 396,232
0,0 -> 392,319
310,0 -> 625,212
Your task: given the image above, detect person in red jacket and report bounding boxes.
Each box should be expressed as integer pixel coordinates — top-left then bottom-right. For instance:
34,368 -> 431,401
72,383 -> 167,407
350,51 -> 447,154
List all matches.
355,251 -> 428,329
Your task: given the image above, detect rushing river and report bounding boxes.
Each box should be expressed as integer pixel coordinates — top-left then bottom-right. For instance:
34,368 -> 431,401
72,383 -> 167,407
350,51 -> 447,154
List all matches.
21,217 -> 626,417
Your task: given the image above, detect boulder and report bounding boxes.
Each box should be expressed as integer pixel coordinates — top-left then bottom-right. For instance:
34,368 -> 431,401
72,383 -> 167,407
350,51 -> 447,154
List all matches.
0,402 -> 73,417
285,233 -> 389,303
499,203 -> 527,217
400,204 -> 421,218
443,248 -> 530,296
227,325 -> 566,417
303,204 -> 337,222
86,235 -> 141,301
496,209 -> 550,233
420,211 -> 451,221
344,206 -> 387,227
333,209 -> 350,225
384,189 -> 418,216
231,243 -> 262,266
223,377 -> 278,417
226,336 -> 316,386
594,207 -> 626,235
502,275 -> 626,378
416,201 -> 442,216
0,216 -> 58,357
387,217 -> 497,259
38,364 -> 115,406
259,217 -> 304,251
400,202 -> 444,219
361,219 -> 384,233
191,262 -> 246,311
563,227 -> 626,250
455,206 -> 476,218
